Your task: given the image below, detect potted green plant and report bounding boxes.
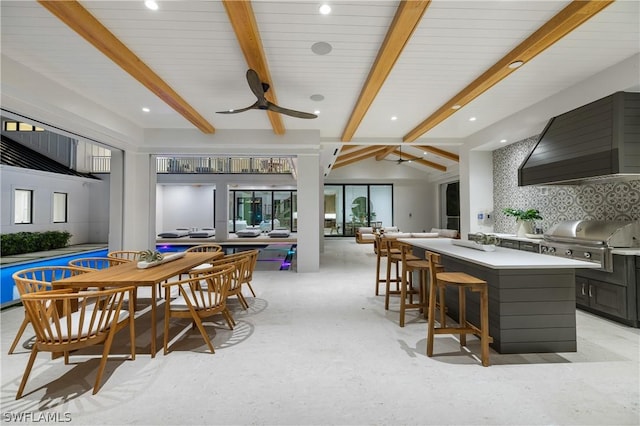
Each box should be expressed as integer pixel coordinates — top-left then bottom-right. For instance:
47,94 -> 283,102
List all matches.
502,208 -> 543,237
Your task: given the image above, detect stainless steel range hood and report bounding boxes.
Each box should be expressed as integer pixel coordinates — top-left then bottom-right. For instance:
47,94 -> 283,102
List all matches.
518,91 -> 640,186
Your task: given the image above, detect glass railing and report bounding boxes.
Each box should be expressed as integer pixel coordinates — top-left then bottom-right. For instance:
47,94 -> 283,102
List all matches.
157,156 -> 293,174
89,156 -> 294,175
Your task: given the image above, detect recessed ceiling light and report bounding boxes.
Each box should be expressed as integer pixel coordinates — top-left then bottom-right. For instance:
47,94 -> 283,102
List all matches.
311,41 -> 332,55
144,1 -> 158,11
508,60 -> 524,69
469,117 -> 477,121
500,139 -> 507,143
310,94 -> 325,101
423,152 -> 428,155
451,104 -> 461,110
391,116 -> 398,121
142,107 -> 150,112
319,4 -> 331,15
314,110 -> 320,115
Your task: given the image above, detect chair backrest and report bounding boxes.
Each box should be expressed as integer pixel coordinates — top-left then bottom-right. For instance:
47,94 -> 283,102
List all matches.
222,249 -> 259,283
425,251 -> 444,285
107,250 -> 142,261
69,257 -> 129,270
185,244 -> 223,253
179,264 -> 235,312
12,266 -> 89,296
210,254 -> 249,291
21,286 -> 135,351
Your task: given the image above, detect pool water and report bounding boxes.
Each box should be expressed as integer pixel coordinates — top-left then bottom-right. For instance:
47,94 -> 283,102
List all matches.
0,244 -> 296,307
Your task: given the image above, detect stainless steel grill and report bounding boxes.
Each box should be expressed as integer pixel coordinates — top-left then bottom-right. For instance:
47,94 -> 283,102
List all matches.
540,220 -> 640,272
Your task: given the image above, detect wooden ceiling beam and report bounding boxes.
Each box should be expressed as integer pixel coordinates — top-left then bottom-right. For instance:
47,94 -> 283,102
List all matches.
341,0 -> 431,142
333,149 -> 386,169
403,0 -> 614,142
337,146 -> 386,162
414,145 -> 459,162
222,1 -> 285,135
375,145 -> 398,161
38,1 -> 215,134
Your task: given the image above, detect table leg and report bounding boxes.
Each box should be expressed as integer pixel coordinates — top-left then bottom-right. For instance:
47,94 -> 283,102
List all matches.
151,285 -> 156,358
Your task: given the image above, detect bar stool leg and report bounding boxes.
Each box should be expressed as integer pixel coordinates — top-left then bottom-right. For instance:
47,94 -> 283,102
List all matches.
400,267 -> 407,327
480,287 -> 490,367
459,286 -> 467,346
426,280 -> 437,357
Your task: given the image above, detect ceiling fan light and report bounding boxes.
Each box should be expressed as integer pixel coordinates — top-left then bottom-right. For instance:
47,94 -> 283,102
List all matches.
319,4 -> 331,15
144,1 -> 158,11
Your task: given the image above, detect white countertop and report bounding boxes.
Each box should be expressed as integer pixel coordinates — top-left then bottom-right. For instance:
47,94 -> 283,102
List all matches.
400,238 -> 602,270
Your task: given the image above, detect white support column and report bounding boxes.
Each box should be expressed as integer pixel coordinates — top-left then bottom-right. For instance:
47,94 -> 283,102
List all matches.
108,149 -> 124,253
120,152 -> 156,250
459,148 -> 494,239
296,154 -> 321,272
214,177 -> 230,241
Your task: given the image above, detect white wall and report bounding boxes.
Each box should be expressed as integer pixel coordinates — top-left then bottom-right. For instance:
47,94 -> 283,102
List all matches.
157,185 -> 216,232
0,165 -> 109,244
326,157 -> 440,232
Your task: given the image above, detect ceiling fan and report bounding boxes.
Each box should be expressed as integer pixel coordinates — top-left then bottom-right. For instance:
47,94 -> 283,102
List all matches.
216,69 -> 317,119
385,145 -> 412,164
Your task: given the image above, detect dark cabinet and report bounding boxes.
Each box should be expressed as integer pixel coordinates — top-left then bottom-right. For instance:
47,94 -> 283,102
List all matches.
575,255 -> 638,327
576,276 -> 627,319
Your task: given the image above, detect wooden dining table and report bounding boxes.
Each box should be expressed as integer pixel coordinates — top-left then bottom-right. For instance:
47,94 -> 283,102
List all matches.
53,251 -> 223,357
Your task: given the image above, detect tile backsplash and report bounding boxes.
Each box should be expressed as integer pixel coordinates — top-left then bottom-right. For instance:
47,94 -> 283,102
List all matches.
493,136 -> 640,234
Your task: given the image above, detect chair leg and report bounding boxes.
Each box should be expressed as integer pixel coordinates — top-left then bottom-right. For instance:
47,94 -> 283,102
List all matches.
192,316 -> 215,354
164,304 -> 171,355
237,293 -> 249,310
400,268 -> 407,327
480,287 -> 490,367
8,317 -> 29,355
93,325 -> 119,395
459,286 -> 467,346
375,254 -> 382,295
245,282 -> 256,297
385,258 -> 392,310
439,286 -> 447,327
426,281 -> 437,357
16,345 -> 39,399
222,308 -> 236,329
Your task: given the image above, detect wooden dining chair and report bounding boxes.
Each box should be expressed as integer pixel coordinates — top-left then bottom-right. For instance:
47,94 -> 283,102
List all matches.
107,250 -> 142,262
16,286 -> 136,398
211,253 -> 251,311
185,243 -> 223,253
162,264 -> 235,354
69,256 -> 129,270
8,266 -> 89,355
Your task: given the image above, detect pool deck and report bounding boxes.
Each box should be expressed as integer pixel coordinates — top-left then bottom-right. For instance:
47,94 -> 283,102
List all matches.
0,244 -> 109,267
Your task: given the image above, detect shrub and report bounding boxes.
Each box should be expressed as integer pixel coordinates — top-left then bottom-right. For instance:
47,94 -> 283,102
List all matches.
1,231 -> 72,256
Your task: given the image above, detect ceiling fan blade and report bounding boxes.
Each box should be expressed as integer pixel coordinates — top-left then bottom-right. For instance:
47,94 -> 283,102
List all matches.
216,101 -> 258,114
246,69 -> 265,99
267,102 -> 318,119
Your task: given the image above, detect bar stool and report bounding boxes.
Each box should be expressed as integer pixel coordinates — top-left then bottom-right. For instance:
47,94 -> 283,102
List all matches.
425,251 -> 492,366
398,242 -> 430,327
374,233 -> 398,296
384,237 -> 419,310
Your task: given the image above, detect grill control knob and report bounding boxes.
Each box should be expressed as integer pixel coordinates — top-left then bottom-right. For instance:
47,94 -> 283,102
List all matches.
548,247 -> 556,254
541,246 -> 548,253
584,252 -> 591,259
565,249 -> 573,256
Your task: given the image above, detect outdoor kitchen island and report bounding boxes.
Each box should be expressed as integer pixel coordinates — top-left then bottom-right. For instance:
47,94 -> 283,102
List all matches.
400,238 -> 601,354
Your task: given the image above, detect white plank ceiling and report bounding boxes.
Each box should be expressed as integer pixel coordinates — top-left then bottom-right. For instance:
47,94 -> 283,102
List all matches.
1,0 -> 639,177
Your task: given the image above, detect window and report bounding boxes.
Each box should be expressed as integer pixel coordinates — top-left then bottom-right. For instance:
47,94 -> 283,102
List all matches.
53,192 -> 68,223
14,189 -> 33,224
3,120 -> 44,132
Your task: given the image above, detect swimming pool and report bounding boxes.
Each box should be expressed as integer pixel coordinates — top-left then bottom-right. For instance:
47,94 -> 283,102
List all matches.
0,243 -> 295,308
